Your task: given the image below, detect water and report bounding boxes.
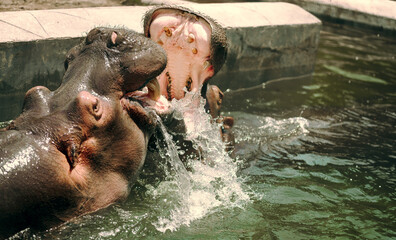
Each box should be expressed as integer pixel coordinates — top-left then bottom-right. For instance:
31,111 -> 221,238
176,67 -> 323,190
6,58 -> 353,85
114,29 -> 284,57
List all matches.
24,91 -> 250,239
222,22 -> 396,239
3,22 -> 396,239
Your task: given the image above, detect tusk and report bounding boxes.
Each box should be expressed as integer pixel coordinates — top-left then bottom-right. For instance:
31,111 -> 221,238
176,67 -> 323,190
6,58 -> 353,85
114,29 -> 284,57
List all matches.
147,78 -> 160,101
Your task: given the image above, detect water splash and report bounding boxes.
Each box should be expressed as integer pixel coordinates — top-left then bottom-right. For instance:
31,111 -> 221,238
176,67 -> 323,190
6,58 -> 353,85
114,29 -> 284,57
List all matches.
148,91 -> 251,233
232,112 -> 309,144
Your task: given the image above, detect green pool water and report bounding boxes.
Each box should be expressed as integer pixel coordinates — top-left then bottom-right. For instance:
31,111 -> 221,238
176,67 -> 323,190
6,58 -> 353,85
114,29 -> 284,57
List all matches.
7,21 -> 396,239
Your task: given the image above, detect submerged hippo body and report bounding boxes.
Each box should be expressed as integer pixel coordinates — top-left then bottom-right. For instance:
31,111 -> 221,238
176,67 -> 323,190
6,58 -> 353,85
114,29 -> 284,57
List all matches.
0,27 -> 167,238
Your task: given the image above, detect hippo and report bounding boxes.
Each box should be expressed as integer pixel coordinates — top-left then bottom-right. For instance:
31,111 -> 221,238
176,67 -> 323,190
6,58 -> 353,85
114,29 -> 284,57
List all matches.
0,27 -> 169,238
143,5 -> 227,101
143,6 -> 234,147
0,6 -> 233,238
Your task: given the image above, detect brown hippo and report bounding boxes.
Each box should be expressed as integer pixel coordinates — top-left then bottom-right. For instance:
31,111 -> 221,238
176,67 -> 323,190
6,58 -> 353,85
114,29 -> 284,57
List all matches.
143,5 -> 227,101
143,5 -> 234,148
0,27 -> 168,238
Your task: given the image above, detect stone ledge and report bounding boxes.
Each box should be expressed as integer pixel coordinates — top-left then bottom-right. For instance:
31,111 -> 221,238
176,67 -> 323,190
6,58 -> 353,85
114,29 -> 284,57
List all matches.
0,3 -> 321,121
263,0 -> 396,32
0,6 -> 148,42
187,3 -> 321,90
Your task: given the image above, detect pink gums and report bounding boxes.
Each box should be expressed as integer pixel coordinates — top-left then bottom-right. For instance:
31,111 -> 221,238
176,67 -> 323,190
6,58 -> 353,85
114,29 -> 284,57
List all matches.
149,10 -> 214,100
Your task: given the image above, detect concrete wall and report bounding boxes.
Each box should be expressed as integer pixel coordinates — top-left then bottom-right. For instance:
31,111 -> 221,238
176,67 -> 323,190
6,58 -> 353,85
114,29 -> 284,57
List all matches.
190,3 -> 321,90
0,3 -> 321,121
0,6 -> 149,121
0,38 -> 80,121
262,0 -> 396,34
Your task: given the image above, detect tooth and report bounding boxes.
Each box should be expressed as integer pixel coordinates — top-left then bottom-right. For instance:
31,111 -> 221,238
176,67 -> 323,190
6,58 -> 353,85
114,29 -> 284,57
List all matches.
192,48 -> 198,54
157,40 -> 163,45
203,60 -> 211,70
146,78 -> 160,101
166,73 -> 172,101
187,33 -> 195,43
164,27 -> 172,37
192,15 -> 199,21
186,77 -> 192,92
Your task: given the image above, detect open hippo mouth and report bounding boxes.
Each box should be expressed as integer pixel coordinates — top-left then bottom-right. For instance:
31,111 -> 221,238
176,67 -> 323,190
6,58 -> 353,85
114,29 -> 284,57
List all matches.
121,77 -> 170,130
143,6 -> 227,100
123,78 -> 161,108
62,27 -> 170,131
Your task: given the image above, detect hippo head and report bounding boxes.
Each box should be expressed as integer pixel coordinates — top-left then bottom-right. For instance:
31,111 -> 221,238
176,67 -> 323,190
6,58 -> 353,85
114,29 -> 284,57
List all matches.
143,6 -> 227,100
15,27 -> 168,177
0,27 -> 168,237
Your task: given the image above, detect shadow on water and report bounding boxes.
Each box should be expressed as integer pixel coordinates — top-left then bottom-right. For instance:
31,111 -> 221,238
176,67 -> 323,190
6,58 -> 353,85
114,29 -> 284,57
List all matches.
2,21 -> 396,239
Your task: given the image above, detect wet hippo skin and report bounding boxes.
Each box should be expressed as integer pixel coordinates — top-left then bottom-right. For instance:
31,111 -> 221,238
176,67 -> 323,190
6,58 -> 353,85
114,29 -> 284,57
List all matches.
143,6 -> 234,148
0,27 -> 168,238
143,5 -> 227,101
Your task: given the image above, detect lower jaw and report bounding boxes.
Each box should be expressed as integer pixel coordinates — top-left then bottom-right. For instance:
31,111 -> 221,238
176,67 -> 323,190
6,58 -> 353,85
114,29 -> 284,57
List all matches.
121,92 -> 172,129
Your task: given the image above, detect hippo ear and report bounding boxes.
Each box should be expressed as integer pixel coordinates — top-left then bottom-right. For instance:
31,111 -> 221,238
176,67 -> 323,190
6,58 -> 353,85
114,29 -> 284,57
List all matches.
85,28 -> 102,45
65,28 -> 106,70
107,31 -> 126,48
205,84 -> 224,118
64,44 -> 84,71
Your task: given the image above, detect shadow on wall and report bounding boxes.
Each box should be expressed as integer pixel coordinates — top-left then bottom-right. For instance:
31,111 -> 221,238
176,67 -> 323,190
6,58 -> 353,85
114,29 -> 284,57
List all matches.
0,38 -> 81,121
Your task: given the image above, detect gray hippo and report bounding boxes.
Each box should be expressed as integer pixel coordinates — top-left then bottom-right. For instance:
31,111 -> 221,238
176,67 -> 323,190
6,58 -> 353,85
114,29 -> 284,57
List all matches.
0,27 -> 168,238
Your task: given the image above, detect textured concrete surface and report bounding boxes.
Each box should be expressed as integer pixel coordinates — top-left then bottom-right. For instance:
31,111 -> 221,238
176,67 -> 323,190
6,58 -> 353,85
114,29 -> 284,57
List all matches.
185,3 -> 321,90
0,3 -> 321,121
0,6 -> 148,42
263,0 -> 396,32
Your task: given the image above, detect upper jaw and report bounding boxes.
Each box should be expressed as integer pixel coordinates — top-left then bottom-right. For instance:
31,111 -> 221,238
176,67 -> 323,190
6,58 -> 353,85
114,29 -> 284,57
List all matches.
143,7 -> 215,100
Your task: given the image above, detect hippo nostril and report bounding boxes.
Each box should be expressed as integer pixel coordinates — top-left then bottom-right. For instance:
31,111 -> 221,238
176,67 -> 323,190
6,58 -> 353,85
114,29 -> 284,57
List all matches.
91,98 -> 103,121
93,98 -> 99,113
